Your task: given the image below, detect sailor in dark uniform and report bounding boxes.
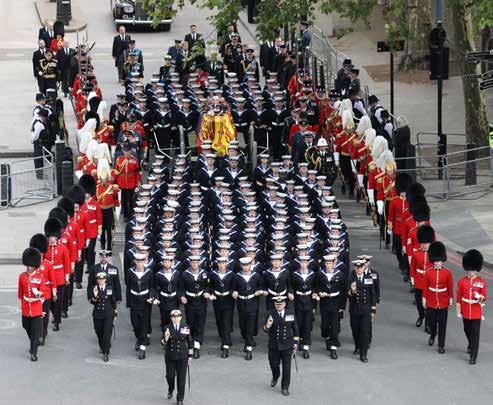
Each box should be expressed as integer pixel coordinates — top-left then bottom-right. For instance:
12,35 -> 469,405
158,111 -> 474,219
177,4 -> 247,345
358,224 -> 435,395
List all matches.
154,255 -> 181,332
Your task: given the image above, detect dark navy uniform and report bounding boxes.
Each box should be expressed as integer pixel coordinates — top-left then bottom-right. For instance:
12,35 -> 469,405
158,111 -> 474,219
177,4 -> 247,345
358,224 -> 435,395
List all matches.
154,268 -> 181,330
210,269 -> 235,354
89,282 -> 116,359
291,269 -> 316,356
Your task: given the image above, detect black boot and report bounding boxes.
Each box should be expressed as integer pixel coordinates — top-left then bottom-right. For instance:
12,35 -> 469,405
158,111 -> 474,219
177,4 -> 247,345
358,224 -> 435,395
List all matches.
469,356 -> 477,365
30,353 -> 38,362
330,349 -> 338,360
415,317 -> 424,327
325,340 -> 331,351
428,336 -> 435,346
61,311 -> 68,319
39,336 -> 45,346
245,350 -> 252,361
167,390 -> 173,399
221,348 -> 229,358
138,349 -> 146,360
302,349 -> 309,359
53,323 -> 60,331
103,354 -> 109,362
193,348 -> 200,359
76,283 -> 83,289
438,347 -> 445,354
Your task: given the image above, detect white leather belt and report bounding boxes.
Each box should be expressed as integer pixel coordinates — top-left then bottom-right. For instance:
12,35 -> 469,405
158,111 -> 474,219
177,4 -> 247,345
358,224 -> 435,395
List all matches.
321,292 -> 340,298
214,290 -> 230,296
462,298 -> 480,304
429,287 -> 447,293
53,264 -> 63,269
296,291 -> 312,296
268,289 -> 286,296
131,289 -> 149,296
186,290 -> 204,297
416,269 -> 425,274
238,294 -> 255,300
23,296 -> 41,302
157,124 -> 171,128
89,219 -> 97,224
160,291 -> 177,297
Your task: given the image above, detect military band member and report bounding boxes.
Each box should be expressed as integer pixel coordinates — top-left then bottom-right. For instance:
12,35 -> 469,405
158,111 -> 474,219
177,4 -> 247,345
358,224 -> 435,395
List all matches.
348,260 -> 377,363
179,256 -> 210,359
263,296 -> 299,396
423,241 -> 454,354
89,272 -> 116,362
162,309 -> 193,405
316,254 -> 347,359
96,167 -> 119,252
18,248 -> 46,361
457,249 -> 488,364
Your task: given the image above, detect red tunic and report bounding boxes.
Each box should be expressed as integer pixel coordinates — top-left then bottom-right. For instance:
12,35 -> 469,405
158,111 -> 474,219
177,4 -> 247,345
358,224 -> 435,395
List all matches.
43,242 -> 71,287
60,228 -> 77,267
81,197 -> 102,239
76,154 -> 89,172
97,124 -> 114,146
375,172 -> 397,202
410,249 -> 433,290
388,196 -> 410,238
38,260 -> 56,300
113,156 -> 141,190
335,129 -> 356,157
96,182 -> 120,209
73,210 -> 89,251
18,269 -> 46,317
457,276 -> 487,320
423,266 -> 454,309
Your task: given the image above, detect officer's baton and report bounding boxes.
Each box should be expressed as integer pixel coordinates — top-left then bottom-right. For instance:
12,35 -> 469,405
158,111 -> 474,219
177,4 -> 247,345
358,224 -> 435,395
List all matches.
293,350 -> 299,375
187,363 -> 191,394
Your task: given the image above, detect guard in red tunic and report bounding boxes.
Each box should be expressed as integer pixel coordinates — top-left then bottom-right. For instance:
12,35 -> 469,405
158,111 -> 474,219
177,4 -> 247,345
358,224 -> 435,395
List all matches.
375,150 -> 397,248
29,233 -> 57,345
18,248 -> 46,361
113,143 -> 141,221
423,241 -> 454,354
457,249 -> 488,364
387,173 -> 412,280
409,225 -> 435,330
43,218 -> 71,331
96,168 -> 119,252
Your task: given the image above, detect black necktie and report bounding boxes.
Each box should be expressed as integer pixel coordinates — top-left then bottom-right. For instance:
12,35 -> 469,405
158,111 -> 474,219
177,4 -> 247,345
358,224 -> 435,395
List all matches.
66,48 -> 68,56
278,311 -> 283,319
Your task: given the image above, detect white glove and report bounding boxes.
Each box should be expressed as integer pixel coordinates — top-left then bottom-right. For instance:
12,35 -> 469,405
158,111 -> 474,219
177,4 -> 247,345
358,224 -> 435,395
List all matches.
351,159 -> 358,173
367,189 -> 375,205
333,152 -> 340,167
376,200 -> 384,215
456,312 -> 462,319
410,277 -> 414,286
387,229 -> 392,236
449,298 -> 454,306
422,298 -> 427,308
357,174 -> 364,187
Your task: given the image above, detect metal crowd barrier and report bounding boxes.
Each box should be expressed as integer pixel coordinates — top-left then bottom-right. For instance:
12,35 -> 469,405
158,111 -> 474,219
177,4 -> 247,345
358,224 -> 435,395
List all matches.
0,147 -> 56,208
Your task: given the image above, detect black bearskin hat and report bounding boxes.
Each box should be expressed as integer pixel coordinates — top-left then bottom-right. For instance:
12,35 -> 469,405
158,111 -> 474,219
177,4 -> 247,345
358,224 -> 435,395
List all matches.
65,185 -> 85,206
417,224 -> 435,244
79,174 -> 96,197
412,201 -> 430,222
396,173 -> 412,194
57,196 -> 75,217
44,217 -> 62,238
428,241 -> 447,263
49,207 -> 68,228
462,249 -> 483,272
29,233 -> 48,254
22,247 -> 41,267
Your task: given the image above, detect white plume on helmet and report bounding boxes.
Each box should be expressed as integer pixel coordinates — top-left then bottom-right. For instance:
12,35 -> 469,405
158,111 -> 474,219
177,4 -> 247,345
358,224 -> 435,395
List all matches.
364,128 -> 377,148
338,98 -> 353,117
97,158 -> 111,180
342,109 -> 354,130
376,150 -> 395,171
371,136 -> 388,161
356,115 -> 372,136
85,139 -> 99,161
97,100 -> 108,122
79,132 -> 93,154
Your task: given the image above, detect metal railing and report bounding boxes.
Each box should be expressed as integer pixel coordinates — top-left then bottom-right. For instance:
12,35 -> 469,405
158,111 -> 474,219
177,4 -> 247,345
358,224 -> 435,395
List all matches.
0,147 -> 56,208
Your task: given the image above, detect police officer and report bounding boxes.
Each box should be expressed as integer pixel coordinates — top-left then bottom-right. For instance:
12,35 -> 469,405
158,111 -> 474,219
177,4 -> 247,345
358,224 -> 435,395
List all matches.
348,259 -> 377,363
263,296 -> 299,396
89,272 -> 116,362
162,309 -> 193,405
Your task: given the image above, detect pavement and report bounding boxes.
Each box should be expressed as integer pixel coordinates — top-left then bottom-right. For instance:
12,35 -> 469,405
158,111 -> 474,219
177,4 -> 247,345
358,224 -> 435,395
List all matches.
34,0 -> 87,32
0,3 -> 493,403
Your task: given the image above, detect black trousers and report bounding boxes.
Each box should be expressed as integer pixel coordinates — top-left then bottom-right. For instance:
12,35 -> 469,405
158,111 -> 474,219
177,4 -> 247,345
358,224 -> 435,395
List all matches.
185,300 -> 207,345
51,285 -> 65,324
22,316 -> 42,356
62,273 -> 74,312
93,315 -> 114,355
269,129 -> 284,160
100,208 -> 114,251
60,68 -> 70,94
85,238 -> 97,272
268,348 -> 292,389
165,357 -> 188,401
155,130 -> 171,156
350,312 -> 371,358
213,300 -> 234,347
427,307 -> 448,348
33,141 -> 44,178
42,299 -> 51,338
130,307 -> 150,347
238,310 -> 257,348
414,288 -> 426,320
463,318 -> 481,359
339,155 -> 355,194
378,201 -> 391,245
74,252 -> 85,283
393,234 -> 407,272
295,307 -> 313,346
320,307 -> 340,349
121,189 -> 135,220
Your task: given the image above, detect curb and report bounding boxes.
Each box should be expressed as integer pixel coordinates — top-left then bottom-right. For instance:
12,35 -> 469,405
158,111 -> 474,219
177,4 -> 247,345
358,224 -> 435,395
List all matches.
34,0 -> 87,33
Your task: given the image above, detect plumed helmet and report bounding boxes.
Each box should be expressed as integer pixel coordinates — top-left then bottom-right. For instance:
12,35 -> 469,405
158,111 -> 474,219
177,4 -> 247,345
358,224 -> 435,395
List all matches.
44,217 -> 62,238
376,150 -> 395,172
417,224 -> 435,244
412,200 -> 430,222
338,98 -> 352,117
462,249 -> 483,272
85,139 -> 99,161
356,115 -> 372,136
57,196 -> 75,217
22,247 -> 41,268
371,136 -> 388,161
78,131 -> 93,154
65,185 -> 85,206
29,233 -> 48,254
396,173 -> 412,194
364,128 -> 376,147
342,109 -> 354,130
428,241 -> 447,263
79,174 -> 96,196
49,207 -> 68,228
84,110 -> 100,131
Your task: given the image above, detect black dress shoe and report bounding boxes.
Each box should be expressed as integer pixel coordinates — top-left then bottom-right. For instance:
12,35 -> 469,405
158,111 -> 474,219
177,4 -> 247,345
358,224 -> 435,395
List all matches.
438,347 -> 445,354
353,348 -> 359,355
469,357 -> 476,365
177,401 -> 184,405
330,350 -> 338,360
271,379 -> 278,387
281,389 -> 289,396
221,348 -> 228,358
138,349 -> 146,360
403,276 -> 409,282
38,337 -> 45,346
167,390 -> 173,399
302,349 -> 309,359
360,356 -> 368,363
245,351 -> 252,361
425,326 -> 431,335
53,323 -> 60,332
416,317 -> 424,327
409,286 -> 415,293
193,348 -> 200,359
30,353 -> 38,362
428,337 -> 435,346
103,354 -> 109,362
467,346 -> 471,354
61,311 -> 68,319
